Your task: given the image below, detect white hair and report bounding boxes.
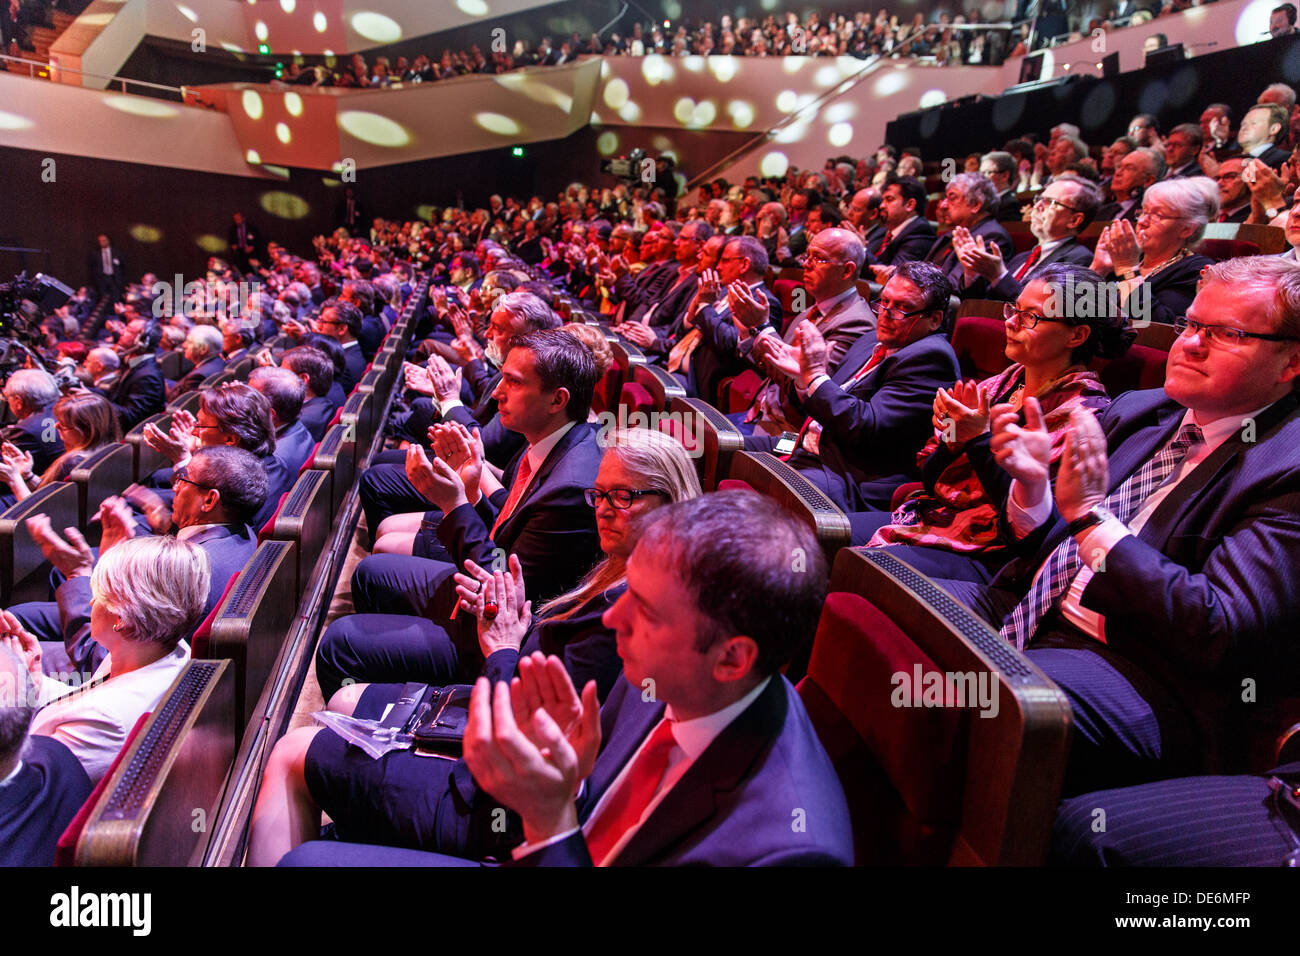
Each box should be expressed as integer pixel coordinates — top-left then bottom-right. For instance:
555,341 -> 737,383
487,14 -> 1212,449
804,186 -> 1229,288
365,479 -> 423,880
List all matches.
4,369 -> 59,409
91,536 -> 210,649
1144,175 -> 1220,242
187,324 -> 224,356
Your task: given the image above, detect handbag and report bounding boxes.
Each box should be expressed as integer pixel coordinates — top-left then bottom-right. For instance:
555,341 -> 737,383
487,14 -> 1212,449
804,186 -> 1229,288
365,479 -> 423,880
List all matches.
408,683 -> 474,756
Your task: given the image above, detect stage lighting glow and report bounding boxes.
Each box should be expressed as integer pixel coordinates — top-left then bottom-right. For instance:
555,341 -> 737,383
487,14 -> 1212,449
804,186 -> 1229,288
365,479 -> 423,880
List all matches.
873,72 -> 906,96
759,151 -> 789,178
597,131 -> 619,155
242,89 -> 264,119
708,56 -> 738,82
313,11 -> 326,31
1236,0 -> 1276,45
221,42 -> 246,54
692,100 -> 717,126
104,96 -> 178,118
664,0 -> 681,17
416,204 -> 438,221
275,122 -> 291,143
279,0 -> 294,11
245,148 -> 261,164
129,225 -> 163,243
78,13 -> 114,25
196,234 -> 229,253
475,112 -> 520,135
338,110 -> 411,147
263,164 -> 290,179
618,101 -> 642,122
776,89 -> 799,112
773,120 -> 809,143
322,177 -> 341,187
603,78 -> 629,108
260,191 -> 310,219
284,91 -> 303,116
828,122 -> 853,147
254,21 -> 268,41
495,75 -> 572,111
0,110 -> 34,130
673,97 -> 695,124
456,0 -> 488,14
642,54 -> 674,85
727,99 -> 755,129
176,5 -> 198,22
760,0 -> 777,9
919,89 -> 947,109
351,11 -> 402,44
814,65 -> 840,87
652,135 -> 673,151
823,102 -> 855,123
682,55 -> 704,73
782,58 -> 806,75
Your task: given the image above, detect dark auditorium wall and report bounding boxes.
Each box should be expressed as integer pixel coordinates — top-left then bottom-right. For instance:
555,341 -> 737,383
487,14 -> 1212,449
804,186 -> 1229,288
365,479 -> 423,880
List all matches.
886,34 -> 1300,162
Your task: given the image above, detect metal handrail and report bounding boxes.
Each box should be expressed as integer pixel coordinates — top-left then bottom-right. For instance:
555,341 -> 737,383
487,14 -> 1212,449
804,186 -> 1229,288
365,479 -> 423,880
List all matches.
0,52 -> 188,97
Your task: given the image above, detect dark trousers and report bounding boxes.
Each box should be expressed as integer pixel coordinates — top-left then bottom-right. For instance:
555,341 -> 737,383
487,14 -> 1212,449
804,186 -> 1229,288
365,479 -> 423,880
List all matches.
358,457 -> 434,542
314,613 -> 474,701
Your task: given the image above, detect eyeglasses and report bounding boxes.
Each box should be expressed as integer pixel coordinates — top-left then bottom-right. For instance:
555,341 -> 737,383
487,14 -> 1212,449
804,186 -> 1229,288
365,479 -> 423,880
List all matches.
584,487 -> 670,510
1137,208 -> 1185,223
870,299 -> 934,322
1173,315 -> 1300,346
1003,304 -> 1073,330
172,468 -> 215,492
804,251 -> 843,266
1033,195 -> 1078,213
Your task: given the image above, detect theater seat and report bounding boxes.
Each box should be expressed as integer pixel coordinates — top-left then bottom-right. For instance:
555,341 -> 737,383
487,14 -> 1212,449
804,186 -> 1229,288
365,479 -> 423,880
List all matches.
157,350 -> 184,382
617,381 -> 656,419
591,364 -> 622,415
67,442 -> 134,529
667,396 -> 744,490
1195,238 -> 1260,261
772,278 -> 807,324
633,363 -> 686,412
268,469 -> 333,596
311,423 -> 357,515
125,412 -> 174,481
57,659 -> 237,866
722,451 -> 851,555
718,369 -> 764,414
339,390 -> 375,456
801,548 -> 1072,865
0,481 -> 79,605
609,338 -> 647,381
166,390 -> 202,415
950,311 -> 1010,381
1091,343 -> 1168,397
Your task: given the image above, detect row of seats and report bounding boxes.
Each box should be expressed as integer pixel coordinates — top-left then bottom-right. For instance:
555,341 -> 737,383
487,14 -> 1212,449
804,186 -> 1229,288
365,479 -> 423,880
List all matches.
51,279 -> 428,867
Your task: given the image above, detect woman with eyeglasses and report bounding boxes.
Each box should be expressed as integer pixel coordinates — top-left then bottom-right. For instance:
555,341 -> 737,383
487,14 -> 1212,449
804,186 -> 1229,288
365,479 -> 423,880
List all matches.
1089,176 -> 1218,327
0,393 -> 121,509
247,429 -> 701,865
854,265 -> 1132,579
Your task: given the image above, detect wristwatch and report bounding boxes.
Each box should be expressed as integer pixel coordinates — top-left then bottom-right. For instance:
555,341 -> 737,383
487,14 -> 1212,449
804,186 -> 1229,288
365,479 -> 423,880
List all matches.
1065,504 -> 1115,537
1266,205 -> 1282,220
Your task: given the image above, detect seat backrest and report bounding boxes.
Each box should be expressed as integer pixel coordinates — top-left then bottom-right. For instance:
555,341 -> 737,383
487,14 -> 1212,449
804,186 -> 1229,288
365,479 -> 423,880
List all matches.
227,357 -> 254,381
617,382 -> 656,419
609,338 -> 647,380
0,481 -> 79,605
724,451 -> 851,556
157,350 -> 183,382
201,370 -> 239,390
1201,221 -> 1287,255
817,548 -> 1072,865
633,363 -> 686,413
166,390 -> 202,415
270,468 -> 332,595
1194,237 -> 1260,262
667,396 -> 744,491
68,442 -> 134,527
339,390 -> 374,461
772,278 -> 805,320
591,364 -> 622,415
61,659 -> 236,866
1091,343 -> 1168,397
950,313 -> 1010,381
124,411 -> 175,481
311,423 -> 356,515
206,540 -> 299,729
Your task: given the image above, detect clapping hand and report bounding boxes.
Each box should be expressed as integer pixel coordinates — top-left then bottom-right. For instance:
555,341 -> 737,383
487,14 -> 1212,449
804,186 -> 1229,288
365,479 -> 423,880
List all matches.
612,320 -> 655,348
453,554 -> 531,658
24,514 -> 94,580
953,228 -> 1004,282
990,397 -> 1053,499
428,421 -> 484,502
1053,407 -> 1110,525
728,281 -> 770,330
404,443 -> 468,513
0,610 -> 41,684
794,321 -> 829,388
96,496 -> 141,554
934,380 -> 991,448
403,361 -> 436,397
754,329 -> 802,380
425,354 -> 463,404
1102,220 -> 1141,275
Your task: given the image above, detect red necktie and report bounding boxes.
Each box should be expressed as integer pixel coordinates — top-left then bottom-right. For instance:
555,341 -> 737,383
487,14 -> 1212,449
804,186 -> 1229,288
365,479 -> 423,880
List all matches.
848,344 -> 888,386
585,718 -> 676,866
875,232 -> 892,257
489,453 -> 534,538
1013,245 -> 1043,282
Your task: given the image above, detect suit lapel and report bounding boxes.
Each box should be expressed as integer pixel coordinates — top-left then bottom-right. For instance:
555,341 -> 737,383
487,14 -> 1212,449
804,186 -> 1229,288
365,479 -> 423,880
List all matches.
497,424 -> 587,538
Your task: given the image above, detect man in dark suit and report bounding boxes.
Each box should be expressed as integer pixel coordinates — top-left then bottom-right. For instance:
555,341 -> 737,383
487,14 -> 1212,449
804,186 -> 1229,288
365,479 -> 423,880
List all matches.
747,261 -> 960,512
167,325 -> 226,401
1213,157 -> 1252,223
1096,148 -> 1164,223
250,366 -> 316,479
335,330 -> 603,671
99,323 -> 165,432
87,234 -> 124,305
260,491 -> 853,867
227,213 -> 258,272
14,445 -> 265,673
1162,124 -> 1204,180
0,646 -> 93,867
957,175 -> 1101,301
921,173 -> 1014,292
933,256 -> 1300,794
281,346 -> 338,442
1,369 -> 64,474
611,220 -> 710,351
1238,103 -> 1291,171
980,151 -> 1025,222
312,300 -> 367,393
862,176 -> 938,280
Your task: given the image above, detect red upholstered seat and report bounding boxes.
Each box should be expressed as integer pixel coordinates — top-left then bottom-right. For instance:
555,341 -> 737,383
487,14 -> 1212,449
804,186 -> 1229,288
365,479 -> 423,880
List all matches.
618,381 -> 656,418
299,441 -> 321,475
950,315 -> 1010,381
718,369 -> 764,413
1091,343 -> 1168,397
717,478 -> 754,492
798,591 -> 965,865
55,712 -> 151,867
890,481 -> 924,511
1196,238 -> 1260,262
772,278 -> 806,322
657,413 -> 701,458
258,492 -> 290,543
1009,230 -> 1036,255
591,365 -> 622,415
191,572 -> 241,659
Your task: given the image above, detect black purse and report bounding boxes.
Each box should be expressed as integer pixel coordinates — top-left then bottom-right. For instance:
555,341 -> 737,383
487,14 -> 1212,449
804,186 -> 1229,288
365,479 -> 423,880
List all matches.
408,684 -> 474,756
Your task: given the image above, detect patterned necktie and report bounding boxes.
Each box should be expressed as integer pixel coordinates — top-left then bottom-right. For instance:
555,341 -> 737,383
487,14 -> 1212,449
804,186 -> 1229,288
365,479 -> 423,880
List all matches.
999,422 -> 1204,650
876,232 -> 893,257
1013,245 -> 1043,282
489,453 -> 535,539
585,718 -> 676,866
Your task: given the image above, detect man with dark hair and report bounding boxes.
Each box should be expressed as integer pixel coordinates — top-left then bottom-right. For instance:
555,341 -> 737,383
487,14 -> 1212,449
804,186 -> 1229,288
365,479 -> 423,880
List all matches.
1163,123 -> 1205,179
447,252 -> 481,296
281,346 -> 338,441
258,491 -> 853,867
862,177 -> 937,277
748,261 -> 960,512
0,644 -> 93,867
341,279 -> 386,360
312,300 -> 367,393
981,151 -> 1023,221
1271,2 -> 1298,38
98,320 -> 165,431
249,366 -> 315,478
333,329 -> 603,677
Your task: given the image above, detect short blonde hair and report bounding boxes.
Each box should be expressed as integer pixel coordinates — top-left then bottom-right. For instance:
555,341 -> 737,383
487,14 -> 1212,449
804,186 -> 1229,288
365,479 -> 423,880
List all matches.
560,323 -> 614,378
91,536 -> 210,649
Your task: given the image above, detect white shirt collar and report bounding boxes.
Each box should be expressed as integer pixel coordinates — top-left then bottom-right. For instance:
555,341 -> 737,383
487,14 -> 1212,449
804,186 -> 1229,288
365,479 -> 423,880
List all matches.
1037,237 -> 1070,254
888,215 -> 918,237
525,420 -> 577,476
1184,403 -> 1275,441
177,523 -> 221,541
664,675 -> 772,760
0,760 -> 22,788
1248,142 -> 1273,158
813,283 -> 860,314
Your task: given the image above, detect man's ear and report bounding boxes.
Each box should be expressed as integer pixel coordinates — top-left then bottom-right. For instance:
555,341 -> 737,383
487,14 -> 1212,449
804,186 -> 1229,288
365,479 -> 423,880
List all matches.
711,635 -> 760,684
551,385 -> 571,415
1278,344 -> 1300,385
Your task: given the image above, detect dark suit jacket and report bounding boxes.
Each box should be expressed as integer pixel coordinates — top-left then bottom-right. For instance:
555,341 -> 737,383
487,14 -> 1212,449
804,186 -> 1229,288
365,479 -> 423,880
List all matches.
1217,205 -> 1251,224
514,675 -> 854,866
252,451 -> 293,532
1167,160 -> 1204,179
862,217 -> 938,268
274,421 -> 316,479
1110,253 -> 1214,327
168,355 -> 226,400
1252,144 -> 1290,171
995,189 -> 1024,222
924,218 -> 1014,290
1095,197 -> 1142,225
3,407 -> 64,474
339,341 -> 366,394
0,735 -> 92,867
358,313 -> 386,361
300,395 -> 337,442
963,236 -> 1096,302
87,247 -> 124,295
690,284 -> 784,406
101,354 -> 165,431
994,389 -> 1300,773
750,333 -> 960,510
436,422 -> 602,608
630,268 -> 698,333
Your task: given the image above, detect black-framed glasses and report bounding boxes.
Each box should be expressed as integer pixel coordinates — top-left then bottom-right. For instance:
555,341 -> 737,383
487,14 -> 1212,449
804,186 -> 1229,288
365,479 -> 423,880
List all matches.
870,299 -> 933,322
584,487 -> 670,510
1173,315 -> 1300,345
1003,303 -> 1072,329
1033,195 -> 1078,213
172,468 -> 215,492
